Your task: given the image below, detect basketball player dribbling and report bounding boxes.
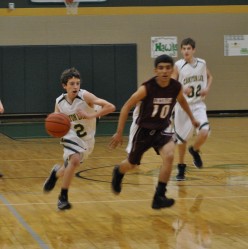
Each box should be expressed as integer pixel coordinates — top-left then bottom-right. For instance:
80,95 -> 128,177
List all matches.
43,67 -> 115,210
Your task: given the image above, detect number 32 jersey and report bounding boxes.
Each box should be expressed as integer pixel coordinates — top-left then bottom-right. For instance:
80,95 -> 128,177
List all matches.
175,58 -> 207,104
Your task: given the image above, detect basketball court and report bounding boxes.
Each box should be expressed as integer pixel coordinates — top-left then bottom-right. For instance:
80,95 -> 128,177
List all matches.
0,117 -> 248,248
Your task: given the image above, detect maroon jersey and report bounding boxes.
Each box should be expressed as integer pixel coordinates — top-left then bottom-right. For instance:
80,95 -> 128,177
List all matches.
136,77 -> 181,130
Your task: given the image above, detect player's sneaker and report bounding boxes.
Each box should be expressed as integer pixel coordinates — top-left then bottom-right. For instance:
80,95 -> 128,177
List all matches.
111,165 -> 124,194
43,164 -> 60,193
176,164 -> 186,181
58,196 -> 72,210
188,146 -> 203,168
152,194 -> 175,209
0,172 -> 3,177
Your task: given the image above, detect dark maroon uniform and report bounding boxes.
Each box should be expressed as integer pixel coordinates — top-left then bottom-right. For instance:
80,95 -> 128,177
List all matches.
128,77 -> 182,165
137,77 -> 181,130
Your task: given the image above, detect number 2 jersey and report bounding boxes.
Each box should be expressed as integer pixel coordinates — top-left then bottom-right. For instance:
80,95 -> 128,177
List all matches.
135,77 -> 182,130
56,89 -> 96,141
55,89 -> 97,161
175,58 -> 207,104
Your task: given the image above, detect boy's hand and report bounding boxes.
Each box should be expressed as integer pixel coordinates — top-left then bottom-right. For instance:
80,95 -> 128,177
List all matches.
109,133 -> 123,149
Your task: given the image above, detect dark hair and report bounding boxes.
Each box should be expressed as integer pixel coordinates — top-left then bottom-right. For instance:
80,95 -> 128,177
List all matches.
60,67 -> 81,84
154,54 -> 174,68
181,38 -> 196,49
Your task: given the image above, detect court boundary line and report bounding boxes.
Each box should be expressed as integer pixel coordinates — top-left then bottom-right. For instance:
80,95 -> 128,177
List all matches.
0,194 -> 50,249
1,195 -> 248,207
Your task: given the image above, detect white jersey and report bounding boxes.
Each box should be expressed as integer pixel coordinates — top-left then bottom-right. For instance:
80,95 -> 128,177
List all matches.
174,58 -> 210,143
56,89 -> 96,161
175,58 -> 207,104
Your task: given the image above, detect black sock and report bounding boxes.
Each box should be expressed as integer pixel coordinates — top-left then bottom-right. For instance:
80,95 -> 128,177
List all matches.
60,188 -> 68,200
116,166 -> 125,178
156,182 -> 167,196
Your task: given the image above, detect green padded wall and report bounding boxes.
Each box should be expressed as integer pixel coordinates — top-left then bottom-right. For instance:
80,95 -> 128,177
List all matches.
0,44 -> 137,114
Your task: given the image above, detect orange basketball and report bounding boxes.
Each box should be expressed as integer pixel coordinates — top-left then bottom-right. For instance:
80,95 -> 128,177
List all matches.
45,113 -> 71,138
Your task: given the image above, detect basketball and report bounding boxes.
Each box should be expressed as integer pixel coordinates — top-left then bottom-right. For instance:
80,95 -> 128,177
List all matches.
45,113 -> 71,138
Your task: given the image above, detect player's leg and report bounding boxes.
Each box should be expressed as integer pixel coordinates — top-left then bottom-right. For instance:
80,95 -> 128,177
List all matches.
111,159 -> 136,194
43,165 -> 61,192
57,136 -> 94,210
189,129 -> 208,168
152,140 -> 175,209
189,104 -> 210,168
174,104 -> 193,180
176,143 -> 187,181
112,126 -> 151,195
192,129 -> 209,151
58,153 -> 81,210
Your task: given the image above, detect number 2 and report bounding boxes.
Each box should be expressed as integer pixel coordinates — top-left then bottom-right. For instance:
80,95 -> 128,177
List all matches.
74,124 -> 87,138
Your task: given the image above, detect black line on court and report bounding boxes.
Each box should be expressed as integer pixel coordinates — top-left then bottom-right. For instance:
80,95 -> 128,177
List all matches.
75,165 -> 145,185
75,164 -> 248,187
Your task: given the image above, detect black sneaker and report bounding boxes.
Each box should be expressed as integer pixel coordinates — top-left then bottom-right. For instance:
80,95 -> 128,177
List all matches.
43,165 -> 60,193
58,196 -> 72,210
176,164 -> 186,181
111,165 -> 124,195
152,194 -> 175,209
188,146 -> 203,168
0,172 -> 3,177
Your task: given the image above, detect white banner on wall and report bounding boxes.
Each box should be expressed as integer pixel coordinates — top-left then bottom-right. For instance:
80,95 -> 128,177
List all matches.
151,36 -> 178,58
224,35 -> 248,56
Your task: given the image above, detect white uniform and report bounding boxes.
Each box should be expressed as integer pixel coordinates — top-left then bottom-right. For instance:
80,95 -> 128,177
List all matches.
174,58 -> 210,143
56,89 -> 96,162
126,102 -> 140,154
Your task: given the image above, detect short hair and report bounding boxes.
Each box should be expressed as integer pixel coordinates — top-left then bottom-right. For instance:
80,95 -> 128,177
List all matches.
181,38 -> 196,49
154,54 -> 174,68
60,67 -> 81,84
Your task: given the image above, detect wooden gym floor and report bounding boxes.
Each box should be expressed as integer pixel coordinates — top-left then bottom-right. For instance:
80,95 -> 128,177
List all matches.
0,117 -> 248,249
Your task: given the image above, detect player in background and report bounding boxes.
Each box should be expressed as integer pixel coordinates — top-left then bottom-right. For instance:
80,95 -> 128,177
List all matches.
109,54 -> 199,209
0,99 -> 4,177
172,38 -> 213,181
43,67 -> 115,210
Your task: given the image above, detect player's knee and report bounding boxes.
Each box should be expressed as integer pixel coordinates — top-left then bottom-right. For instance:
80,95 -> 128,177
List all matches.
199,129 -> 209,139
161,149 -> 174,162
69,155 -> 81,168
167,151 -> 174,162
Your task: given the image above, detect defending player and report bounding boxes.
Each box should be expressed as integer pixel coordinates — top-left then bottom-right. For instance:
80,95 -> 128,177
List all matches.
109,54 -> 199,209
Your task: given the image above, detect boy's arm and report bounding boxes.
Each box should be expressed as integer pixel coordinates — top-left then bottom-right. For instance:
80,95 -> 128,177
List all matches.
77,91 -> 116,119
0,100 -> 4,114
201,68 -> 213,97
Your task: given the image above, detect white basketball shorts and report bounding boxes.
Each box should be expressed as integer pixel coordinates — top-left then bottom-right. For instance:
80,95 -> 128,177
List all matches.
174,101 -> 210,144
61,129 -> 95,162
